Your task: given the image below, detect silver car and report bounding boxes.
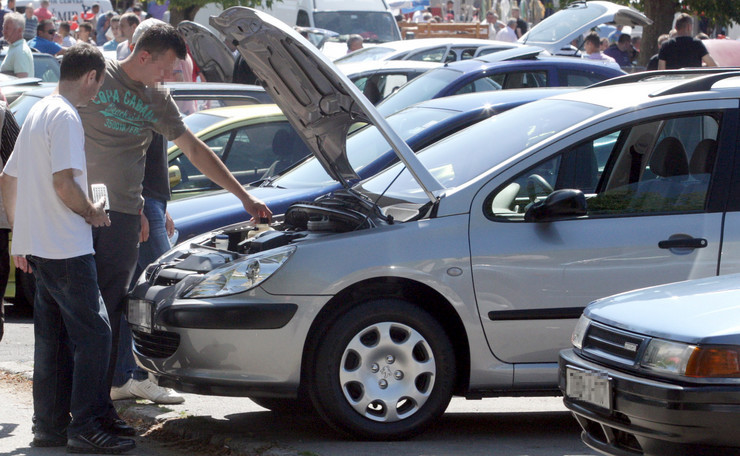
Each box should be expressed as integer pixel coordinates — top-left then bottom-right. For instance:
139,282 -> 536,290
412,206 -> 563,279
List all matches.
128,7 -> 740,440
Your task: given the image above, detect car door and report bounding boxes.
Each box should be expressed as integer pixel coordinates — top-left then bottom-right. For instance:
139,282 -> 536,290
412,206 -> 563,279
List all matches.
468,103 -> 737,368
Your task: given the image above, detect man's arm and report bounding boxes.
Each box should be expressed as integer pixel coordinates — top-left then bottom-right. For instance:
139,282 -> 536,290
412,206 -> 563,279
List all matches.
657,59 -> 666,70
172,129 -> 272,220
702,54 -> 717,67
0,172 -> 28,272
52,169 -> 110,227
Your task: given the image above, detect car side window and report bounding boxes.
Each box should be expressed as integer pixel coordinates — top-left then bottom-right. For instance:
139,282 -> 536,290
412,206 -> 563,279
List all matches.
408,47 -> 447,62
378,74 -> 410,100
558,69 -> 610,86
170,130 -> 234,193
487,113 -> 720,221
455,75 -> 503,94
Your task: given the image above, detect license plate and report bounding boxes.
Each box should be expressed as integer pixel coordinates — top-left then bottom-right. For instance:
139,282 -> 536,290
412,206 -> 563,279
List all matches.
566,366 -> 611,411
127,299 -> 153,332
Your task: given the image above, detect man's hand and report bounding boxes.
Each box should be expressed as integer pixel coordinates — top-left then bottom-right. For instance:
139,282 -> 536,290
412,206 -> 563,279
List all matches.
243,195 -> 272,222
13,255 -> 31,273
84,199 -> 111,227
165,210 -> 175,237
140,212 -> 149,243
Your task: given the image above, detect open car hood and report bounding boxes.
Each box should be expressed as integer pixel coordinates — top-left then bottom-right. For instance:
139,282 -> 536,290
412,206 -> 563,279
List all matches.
210,7 -> 444,202
520,1 -> 651,55
178,21 -> 235,83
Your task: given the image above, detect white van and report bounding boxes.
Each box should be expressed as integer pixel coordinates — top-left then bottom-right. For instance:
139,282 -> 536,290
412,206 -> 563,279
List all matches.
15,0 -> 114,23
194,0 -> 401,59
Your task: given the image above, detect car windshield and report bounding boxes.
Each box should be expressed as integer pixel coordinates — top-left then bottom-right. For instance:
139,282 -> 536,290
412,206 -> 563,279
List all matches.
334,46 -> 395,64
376,68 -> 463,117
524,3 -> 606,44
357,99 -> 608,205
271,106 -> 459,188
314,11 -> 400,43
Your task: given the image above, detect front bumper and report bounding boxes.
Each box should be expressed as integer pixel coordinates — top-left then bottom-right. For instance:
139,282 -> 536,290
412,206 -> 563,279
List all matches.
559,349 -> 740,456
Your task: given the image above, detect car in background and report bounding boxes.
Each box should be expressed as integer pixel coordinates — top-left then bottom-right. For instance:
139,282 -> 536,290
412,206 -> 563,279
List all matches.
332,37 -> 518,64
560,274 -> 740,455
130,8 -> 740,439
168,105 -> 311,199
375,50 -> 624,116
703,38 -> 740,67
520,0 -> 651,56
0,50 -> 60,83
338,60 -> 440,104
168,87 -> 576,243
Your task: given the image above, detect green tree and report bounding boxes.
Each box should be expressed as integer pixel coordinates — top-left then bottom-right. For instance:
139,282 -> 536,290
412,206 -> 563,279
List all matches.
607,0 -> 740,66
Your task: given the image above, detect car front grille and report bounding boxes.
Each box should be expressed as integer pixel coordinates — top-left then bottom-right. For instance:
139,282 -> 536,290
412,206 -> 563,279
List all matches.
581,322 -> 647,366
132,328 -> 180,359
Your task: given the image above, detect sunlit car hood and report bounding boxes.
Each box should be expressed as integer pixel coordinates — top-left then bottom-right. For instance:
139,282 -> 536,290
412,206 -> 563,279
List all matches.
520,1 -> 651,55
584,274 -> 740,345
210,7 -> 444,202
178,20 -> 236,83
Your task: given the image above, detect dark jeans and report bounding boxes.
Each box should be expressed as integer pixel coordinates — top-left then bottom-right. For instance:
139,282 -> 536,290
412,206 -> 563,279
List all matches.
114,198 -> 169,387
92,211 -> 140,419
0,229 -> 9,343
28,254 -> 111,437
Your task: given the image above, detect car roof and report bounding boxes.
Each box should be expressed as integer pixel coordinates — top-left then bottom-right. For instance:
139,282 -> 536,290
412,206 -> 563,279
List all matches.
443,54 -> 625,75
415,87 -> 578,112
337,60 -> 441,75
188,104 -> 283,122
16,81 -> 270,100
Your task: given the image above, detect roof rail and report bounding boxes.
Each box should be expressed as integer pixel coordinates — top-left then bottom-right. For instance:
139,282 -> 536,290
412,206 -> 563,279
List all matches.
587,68 -> 740,89
649,70 -> 740,97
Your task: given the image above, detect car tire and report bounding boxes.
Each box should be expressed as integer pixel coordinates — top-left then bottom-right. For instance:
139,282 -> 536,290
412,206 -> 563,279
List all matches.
309,298 -> 456,440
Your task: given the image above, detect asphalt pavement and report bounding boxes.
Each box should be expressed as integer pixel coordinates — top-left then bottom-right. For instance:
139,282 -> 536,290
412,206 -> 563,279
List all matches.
1,302 -> 596,456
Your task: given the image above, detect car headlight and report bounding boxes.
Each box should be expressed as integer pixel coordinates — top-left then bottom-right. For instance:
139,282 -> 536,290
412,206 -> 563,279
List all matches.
571,315 -> 590,350
641,339 -> 697,375
641,339 -> 740,378
183,245 -> 295,298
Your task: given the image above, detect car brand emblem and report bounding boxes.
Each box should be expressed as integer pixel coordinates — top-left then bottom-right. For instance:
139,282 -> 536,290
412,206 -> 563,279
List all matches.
624,342 -> 638,352
380,365 -> 393,380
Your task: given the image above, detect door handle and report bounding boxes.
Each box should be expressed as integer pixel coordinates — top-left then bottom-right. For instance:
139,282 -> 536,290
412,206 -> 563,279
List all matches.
658,238 -> 708,249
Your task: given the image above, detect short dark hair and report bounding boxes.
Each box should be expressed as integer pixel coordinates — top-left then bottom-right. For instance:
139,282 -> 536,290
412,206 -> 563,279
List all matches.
617,33 -> 631,44
60,42 -> 106,82
133,23 -> 187,60
59,21 -> 70,33
79,22 -> 93,33
584,31 -> 600,47
37,19 -> 52,34
675,12 -> 692,31
120,12 -> 140,27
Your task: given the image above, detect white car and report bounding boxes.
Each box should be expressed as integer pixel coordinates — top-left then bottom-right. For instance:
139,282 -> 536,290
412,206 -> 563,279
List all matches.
129,7 -> 740,440
333,37 -> 518,64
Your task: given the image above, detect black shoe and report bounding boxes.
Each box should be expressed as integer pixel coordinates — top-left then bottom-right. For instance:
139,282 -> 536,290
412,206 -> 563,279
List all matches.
66,430 -> 136,454
31,430 -> 67,447
103,418 -> 136,436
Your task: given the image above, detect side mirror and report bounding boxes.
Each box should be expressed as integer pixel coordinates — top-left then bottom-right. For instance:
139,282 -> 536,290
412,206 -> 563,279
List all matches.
524,189 -> 586,222
168,165 -> 182,188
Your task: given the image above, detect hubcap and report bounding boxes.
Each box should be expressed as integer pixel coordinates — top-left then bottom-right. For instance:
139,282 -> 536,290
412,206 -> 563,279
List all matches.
339,322 -> 436,423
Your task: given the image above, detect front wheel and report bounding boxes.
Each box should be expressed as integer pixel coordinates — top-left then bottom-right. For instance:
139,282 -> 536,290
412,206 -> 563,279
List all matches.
309,299 -> 456,440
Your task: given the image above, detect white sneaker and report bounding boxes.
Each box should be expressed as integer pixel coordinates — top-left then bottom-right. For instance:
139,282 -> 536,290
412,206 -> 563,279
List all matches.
110,378 -> 136,401
128,378 -> 185,404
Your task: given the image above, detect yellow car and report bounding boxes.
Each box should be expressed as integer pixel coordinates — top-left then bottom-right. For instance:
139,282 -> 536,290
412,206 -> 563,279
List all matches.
168,104 -> 311,199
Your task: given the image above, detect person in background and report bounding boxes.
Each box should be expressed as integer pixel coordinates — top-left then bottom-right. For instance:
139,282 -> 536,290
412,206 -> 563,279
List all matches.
58,21 -> 76,47
695,32 -> 709,40
608,24 -> 623,44
29,19 -> 65,56
603,33 -> 634,68
102,15 -> 122,51
444,0 -> 454,22
599,36 -> 609,52
1,12 -> 33,78
77,21 -> 94,43
0,42 -> 135,454
96,10 -> 113,45
116,12 -> 139,60
0,0 -> 11,39
581,31 -> 619,69
510,5 -> 527,38
658,13 -> 716,70
646,33 -> 669,71
22,2 -> 35,41
346,34 -> 363,53
131,3 -> 146,21
483,10 -> 504,40
0,101 -> 20,344
495,18 -> 518,43
33,0 -> 51,21
6,0 -> 14,12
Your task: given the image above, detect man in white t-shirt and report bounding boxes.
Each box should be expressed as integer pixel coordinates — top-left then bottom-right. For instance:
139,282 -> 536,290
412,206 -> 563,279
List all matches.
495,18 -> 518,43
0,43 -> 135,455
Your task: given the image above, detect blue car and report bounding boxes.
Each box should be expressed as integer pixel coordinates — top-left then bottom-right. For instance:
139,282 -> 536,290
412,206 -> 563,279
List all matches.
169,87 -> 575,243
375,51 -> 625,116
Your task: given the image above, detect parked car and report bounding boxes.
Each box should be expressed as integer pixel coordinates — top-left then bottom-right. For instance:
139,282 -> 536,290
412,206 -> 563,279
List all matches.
332,37 -> 518,64
0,50 -> 60,83
7,81 -> 273,307
560,274 -> 740,456
375,50 -> 625,116
168,87 -> 576,243
519,0 -> 651,56
168,105 -> 312,199
131,8 -> 740,440
338,60 -> 440,104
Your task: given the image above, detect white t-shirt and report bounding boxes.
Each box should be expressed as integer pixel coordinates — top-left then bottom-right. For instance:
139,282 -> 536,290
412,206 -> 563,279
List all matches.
4,94 -> 94,259
495,26 -> 518,43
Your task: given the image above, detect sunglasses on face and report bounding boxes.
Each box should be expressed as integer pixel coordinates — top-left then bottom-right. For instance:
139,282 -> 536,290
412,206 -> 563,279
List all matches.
46,29 -> 55,34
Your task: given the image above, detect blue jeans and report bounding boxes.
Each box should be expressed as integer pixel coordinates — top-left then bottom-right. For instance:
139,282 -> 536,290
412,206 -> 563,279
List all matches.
113,198 -> 169,387
28,254 -> 111,437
